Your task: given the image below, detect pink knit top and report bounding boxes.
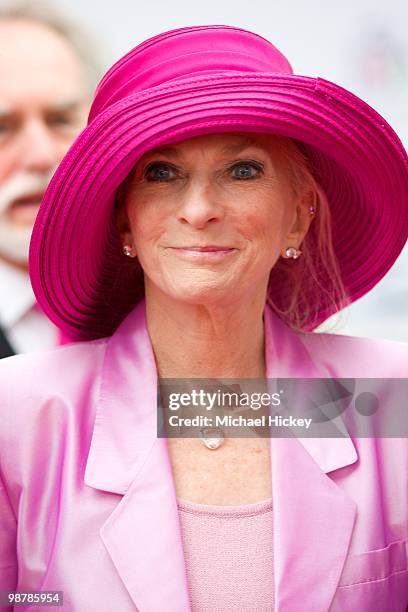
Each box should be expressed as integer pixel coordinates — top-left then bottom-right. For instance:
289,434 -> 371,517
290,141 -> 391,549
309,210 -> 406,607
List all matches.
177,497 -> 274,612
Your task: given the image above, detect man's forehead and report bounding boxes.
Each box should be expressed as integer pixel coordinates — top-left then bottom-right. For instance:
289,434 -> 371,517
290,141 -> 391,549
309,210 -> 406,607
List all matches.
0,18 -> 73,56
0,20 -> 87,110
0,18 -> 84,82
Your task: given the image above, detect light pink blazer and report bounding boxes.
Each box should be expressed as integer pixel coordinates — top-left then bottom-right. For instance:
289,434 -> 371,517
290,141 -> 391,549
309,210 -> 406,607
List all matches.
0,300 -> 407,612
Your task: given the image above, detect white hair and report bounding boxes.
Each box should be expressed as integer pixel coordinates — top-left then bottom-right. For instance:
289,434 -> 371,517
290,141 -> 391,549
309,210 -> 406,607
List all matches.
0,0 -> 107,96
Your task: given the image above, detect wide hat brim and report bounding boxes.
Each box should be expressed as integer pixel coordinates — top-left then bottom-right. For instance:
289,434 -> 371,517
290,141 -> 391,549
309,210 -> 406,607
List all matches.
29,71 -> 408,340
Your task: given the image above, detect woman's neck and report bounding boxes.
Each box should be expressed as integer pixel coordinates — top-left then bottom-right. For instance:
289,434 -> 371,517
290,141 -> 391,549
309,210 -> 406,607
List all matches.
145,290 -> 266,379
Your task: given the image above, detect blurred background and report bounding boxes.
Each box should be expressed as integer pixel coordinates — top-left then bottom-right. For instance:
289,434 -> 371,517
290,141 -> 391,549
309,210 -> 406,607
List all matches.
3,0 -> 408,342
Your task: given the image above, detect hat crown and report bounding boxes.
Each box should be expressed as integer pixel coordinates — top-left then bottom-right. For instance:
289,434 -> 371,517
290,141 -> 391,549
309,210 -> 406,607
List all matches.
89,25 -> 293,121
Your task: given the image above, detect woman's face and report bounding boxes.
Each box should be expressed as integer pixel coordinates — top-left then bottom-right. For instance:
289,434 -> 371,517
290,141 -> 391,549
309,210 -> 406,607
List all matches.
118,133 -> 312,307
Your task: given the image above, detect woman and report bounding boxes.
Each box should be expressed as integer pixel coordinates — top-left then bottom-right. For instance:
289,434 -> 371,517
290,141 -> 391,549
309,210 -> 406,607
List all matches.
0,25 -> 407,612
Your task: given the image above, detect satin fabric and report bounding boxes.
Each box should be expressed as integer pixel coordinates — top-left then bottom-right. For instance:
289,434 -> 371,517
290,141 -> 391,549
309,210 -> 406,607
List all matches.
0,300 -> 407,611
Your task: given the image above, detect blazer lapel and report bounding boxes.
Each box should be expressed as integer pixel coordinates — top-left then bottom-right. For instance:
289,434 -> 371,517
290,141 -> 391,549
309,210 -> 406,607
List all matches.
84,301 -> 191,611
100,437 -> 191,612
270,436 -> 357,611
264,305 -> 358,611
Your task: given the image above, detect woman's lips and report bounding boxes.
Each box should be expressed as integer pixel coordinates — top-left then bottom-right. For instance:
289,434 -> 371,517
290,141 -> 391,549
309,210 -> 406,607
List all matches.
175,246 -> 235,252
168,246 -> 237,261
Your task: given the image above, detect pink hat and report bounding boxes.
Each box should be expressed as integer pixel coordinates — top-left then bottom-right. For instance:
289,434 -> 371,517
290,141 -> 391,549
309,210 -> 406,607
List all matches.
29,25 -> 408,340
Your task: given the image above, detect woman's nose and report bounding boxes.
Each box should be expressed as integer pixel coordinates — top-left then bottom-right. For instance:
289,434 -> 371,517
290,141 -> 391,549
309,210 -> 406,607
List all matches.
177,183 -> 225,228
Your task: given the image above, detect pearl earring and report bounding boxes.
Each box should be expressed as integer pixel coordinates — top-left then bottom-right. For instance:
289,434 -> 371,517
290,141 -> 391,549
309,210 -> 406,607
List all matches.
123,244 -> 136,258
285,247 -> 302,259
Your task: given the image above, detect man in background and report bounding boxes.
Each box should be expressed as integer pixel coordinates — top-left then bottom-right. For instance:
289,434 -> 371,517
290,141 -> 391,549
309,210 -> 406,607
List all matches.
0,2 -> 104,357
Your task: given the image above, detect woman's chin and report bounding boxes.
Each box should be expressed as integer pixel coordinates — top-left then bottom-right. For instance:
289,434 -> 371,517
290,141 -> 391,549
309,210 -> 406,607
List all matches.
159,282 -> 242,307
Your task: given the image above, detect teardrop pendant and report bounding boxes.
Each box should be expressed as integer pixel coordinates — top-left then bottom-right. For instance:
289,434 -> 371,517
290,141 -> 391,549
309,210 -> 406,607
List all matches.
199,426 -> 225,450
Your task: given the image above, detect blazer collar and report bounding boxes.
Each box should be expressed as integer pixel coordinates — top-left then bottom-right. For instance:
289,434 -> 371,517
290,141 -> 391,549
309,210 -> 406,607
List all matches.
84,300 -> 358,611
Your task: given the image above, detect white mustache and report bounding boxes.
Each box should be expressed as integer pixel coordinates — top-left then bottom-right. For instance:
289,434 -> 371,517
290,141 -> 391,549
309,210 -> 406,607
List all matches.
0,171 -> 55,215
0,171 -> 56,265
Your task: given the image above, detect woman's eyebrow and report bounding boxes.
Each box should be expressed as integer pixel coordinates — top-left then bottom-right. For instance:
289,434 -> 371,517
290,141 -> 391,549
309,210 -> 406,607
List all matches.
145,146 -> 180,158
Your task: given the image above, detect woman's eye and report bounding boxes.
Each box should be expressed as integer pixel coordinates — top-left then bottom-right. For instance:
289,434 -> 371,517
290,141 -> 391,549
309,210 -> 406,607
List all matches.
231,163 -> 261,179
144,163 -> 175,182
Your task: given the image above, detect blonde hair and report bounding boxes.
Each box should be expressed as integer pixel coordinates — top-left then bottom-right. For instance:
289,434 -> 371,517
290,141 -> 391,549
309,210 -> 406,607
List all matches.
267,137 -> 351,333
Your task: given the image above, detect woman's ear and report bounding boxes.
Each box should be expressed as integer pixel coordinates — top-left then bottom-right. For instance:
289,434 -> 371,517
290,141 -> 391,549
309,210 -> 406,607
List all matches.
284,187 -> 316,248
